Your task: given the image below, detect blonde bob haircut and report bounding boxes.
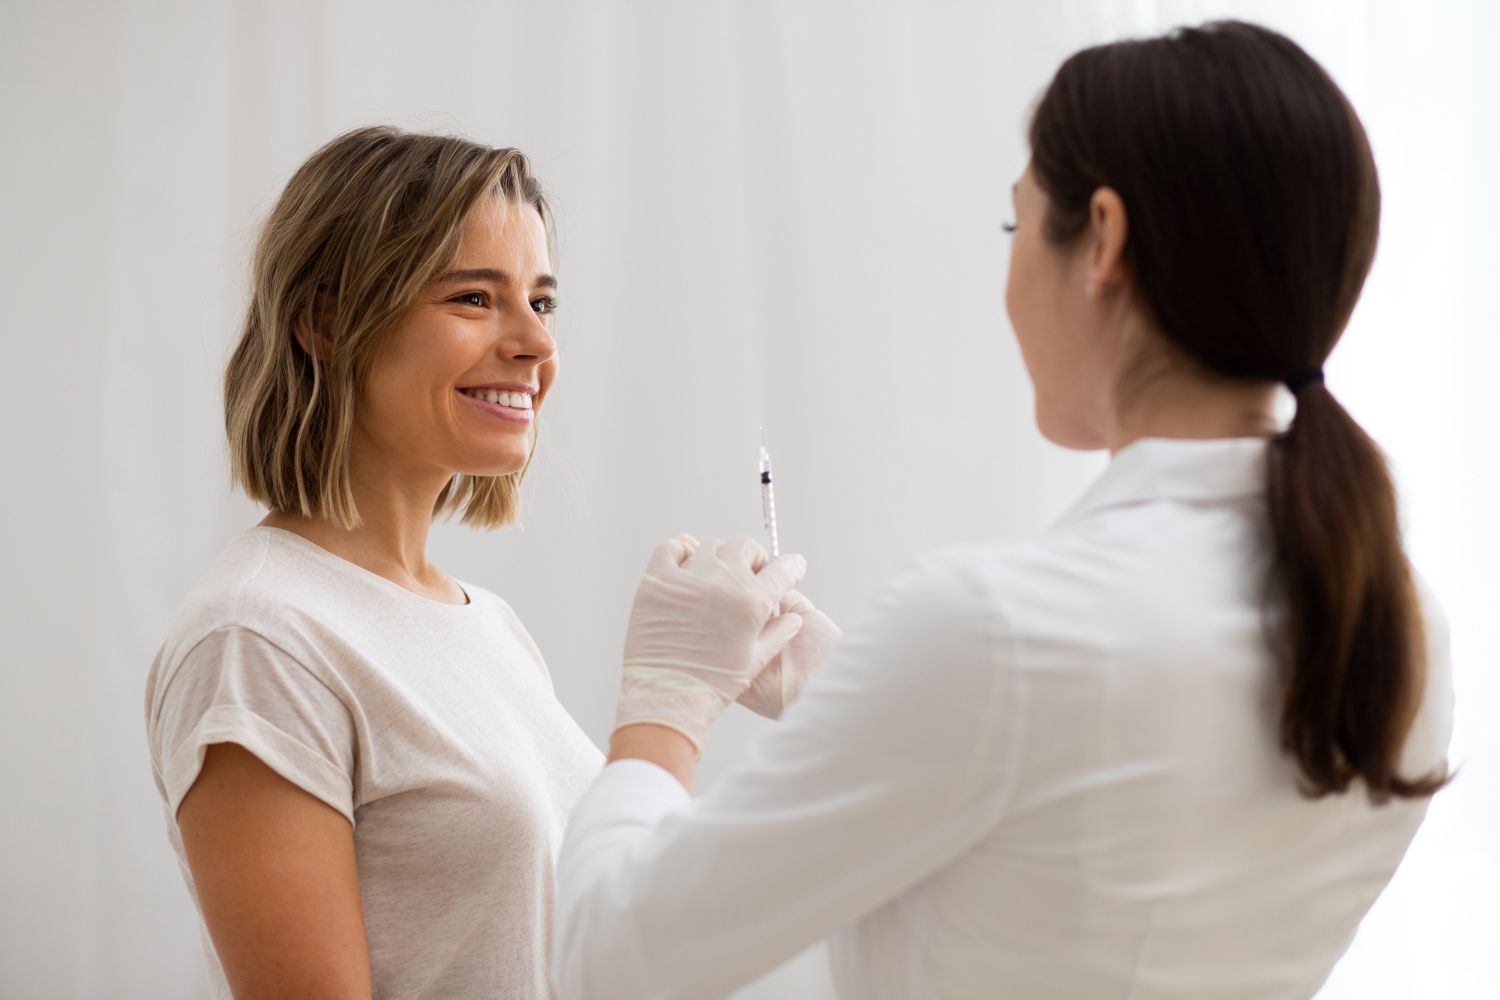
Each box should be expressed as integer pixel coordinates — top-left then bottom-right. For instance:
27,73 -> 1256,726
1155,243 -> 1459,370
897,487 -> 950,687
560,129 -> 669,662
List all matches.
224,125 -> 552,530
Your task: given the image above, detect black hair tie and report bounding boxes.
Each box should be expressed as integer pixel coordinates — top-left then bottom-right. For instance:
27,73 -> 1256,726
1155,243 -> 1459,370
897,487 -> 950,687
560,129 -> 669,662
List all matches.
1285,367 -> 1325,394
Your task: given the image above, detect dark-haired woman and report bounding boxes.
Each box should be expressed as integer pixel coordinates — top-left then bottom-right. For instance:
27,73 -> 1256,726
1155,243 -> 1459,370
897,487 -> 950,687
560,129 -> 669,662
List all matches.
553,20 -> 1452,999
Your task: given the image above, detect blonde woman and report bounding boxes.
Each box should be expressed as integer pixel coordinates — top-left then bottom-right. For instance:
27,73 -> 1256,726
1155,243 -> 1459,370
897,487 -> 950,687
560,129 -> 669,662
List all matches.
143,126 -> 820,998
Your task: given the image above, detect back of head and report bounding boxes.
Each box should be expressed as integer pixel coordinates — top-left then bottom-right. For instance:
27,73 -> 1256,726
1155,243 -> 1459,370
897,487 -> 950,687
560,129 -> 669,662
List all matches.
1028,21 -> 1445,802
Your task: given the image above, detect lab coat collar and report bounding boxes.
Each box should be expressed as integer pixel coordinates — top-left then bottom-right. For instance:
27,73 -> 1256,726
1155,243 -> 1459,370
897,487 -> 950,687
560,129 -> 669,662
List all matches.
1053,436 -> 1272,530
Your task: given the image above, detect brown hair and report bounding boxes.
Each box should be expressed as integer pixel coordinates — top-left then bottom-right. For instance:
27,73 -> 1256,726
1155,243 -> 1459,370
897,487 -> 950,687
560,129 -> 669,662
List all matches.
1028,21 -> 1446,801
224,125 -> 551,530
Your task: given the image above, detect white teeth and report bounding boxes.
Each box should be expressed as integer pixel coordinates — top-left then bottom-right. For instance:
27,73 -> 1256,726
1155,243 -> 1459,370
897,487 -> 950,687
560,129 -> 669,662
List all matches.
462,387 -> 533,410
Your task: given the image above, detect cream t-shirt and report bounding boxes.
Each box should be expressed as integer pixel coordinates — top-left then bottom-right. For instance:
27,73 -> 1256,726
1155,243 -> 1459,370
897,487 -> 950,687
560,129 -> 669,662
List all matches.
144,525 -> 604,999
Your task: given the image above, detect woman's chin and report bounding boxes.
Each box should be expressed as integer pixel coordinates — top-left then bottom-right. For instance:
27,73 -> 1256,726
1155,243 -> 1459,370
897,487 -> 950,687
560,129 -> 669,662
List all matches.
455,452 -> 531,479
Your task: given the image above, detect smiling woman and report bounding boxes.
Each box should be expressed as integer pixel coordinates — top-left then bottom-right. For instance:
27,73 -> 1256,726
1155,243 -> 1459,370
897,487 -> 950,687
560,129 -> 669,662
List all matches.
331,196 -> 561,502
223,126 -> 558,532
143,126 -> 605,999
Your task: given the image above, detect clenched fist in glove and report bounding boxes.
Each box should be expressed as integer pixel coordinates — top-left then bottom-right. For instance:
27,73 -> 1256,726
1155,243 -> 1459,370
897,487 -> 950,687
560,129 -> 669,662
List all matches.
632,534 -> 843,721
736,588 -> 843,720
615,535 -> 807,754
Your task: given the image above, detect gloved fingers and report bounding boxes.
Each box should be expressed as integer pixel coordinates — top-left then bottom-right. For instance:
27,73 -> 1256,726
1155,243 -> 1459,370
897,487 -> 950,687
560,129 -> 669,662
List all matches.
674,532 -> 701,552
754,552 -> 807,602
683,536 -> 725,570
783,592 -> 841,640
721,536 -> 771,573
645,535 -> 696,575
780,588 -> 815,615
751,611 -> 804,668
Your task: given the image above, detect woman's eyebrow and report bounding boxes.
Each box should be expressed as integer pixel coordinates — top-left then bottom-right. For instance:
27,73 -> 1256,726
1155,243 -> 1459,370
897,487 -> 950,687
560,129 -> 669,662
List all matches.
436,267 -> 558,290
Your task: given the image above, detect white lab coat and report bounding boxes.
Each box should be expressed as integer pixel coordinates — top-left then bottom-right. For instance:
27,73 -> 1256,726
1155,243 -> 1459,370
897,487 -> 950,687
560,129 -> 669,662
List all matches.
553,436 -> 1453,999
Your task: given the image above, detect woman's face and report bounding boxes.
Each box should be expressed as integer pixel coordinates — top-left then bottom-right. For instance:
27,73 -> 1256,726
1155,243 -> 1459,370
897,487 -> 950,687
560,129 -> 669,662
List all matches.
1003,163 -> 1119,451
356,196 -> 559,483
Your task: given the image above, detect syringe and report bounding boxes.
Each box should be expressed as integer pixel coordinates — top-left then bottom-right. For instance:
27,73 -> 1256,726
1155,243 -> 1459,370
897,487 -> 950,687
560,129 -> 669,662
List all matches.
759,428 -> 779,557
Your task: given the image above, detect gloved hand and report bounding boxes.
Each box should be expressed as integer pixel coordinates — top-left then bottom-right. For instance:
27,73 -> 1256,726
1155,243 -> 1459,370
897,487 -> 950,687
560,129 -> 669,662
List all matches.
615,535 -> 807,754
646,534 -> 840,720
736,589 -> 842,720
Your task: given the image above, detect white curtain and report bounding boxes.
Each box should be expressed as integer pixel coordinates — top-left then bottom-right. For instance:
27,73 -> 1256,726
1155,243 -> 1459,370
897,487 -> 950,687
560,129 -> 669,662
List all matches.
2,1 -> 1494,996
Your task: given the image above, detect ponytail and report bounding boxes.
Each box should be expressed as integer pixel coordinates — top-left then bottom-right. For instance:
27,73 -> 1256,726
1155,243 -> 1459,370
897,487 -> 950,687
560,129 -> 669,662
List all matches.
1267,382 -> 1448,801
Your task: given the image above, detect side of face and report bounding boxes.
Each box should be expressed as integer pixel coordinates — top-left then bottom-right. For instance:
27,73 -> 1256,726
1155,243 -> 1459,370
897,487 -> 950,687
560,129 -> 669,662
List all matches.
1003,164 -> 1126,451
355,195 -> 559,482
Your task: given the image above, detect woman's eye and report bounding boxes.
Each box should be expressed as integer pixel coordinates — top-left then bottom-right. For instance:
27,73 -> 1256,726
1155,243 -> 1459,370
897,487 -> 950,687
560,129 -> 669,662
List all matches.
531,296 -> 559,316
1001,220 -> 1019,235
451,291 -> 488,308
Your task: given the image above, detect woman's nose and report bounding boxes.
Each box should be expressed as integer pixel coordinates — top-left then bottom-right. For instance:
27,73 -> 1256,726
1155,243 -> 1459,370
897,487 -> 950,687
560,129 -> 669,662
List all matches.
502,307 -> 556,364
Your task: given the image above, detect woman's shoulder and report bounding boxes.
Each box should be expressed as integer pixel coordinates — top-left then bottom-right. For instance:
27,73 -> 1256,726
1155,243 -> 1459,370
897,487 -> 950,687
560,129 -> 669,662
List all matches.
884,537 -> 1078,616
864,535 -> 1136,676
160,529 -> 279,638
853,540 -> 1044,661
153,527 -> 349,667
145,530 -> 304,735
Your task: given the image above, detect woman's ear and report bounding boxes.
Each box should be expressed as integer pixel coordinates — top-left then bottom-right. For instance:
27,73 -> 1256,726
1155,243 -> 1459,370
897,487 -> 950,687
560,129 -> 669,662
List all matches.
292,294 -> 336,361
1086,186 -> 1130,295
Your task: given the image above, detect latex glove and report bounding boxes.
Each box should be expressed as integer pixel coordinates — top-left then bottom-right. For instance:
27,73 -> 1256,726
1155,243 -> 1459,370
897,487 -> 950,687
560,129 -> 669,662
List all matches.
615,535 -> 807,754
653,536 -> 838,721
736,589 -> 842,719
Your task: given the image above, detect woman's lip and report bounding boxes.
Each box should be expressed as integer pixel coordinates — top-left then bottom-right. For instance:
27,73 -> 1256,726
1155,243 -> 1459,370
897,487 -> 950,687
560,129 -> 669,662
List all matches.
457,389 -> 534,424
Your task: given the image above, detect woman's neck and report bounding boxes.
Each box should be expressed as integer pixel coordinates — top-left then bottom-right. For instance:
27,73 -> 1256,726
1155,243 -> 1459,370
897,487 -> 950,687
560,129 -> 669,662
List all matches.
259,456 -> 465,604
1105,364 -> 1283,456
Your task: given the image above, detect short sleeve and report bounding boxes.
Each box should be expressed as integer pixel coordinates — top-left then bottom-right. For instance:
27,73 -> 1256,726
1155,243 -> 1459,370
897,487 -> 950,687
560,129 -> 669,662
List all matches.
151,625 -> 357,824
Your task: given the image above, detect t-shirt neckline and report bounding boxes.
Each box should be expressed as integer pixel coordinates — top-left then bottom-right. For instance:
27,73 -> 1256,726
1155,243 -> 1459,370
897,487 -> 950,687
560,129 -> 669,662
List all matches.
251,525 -> 479,614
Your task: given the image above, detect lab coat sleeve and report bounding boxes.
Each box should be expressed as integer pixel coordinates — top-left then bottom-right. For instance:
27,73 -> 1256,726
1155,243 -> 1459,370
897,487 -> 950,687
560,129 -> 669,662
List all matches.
553,548 -> 1027,1000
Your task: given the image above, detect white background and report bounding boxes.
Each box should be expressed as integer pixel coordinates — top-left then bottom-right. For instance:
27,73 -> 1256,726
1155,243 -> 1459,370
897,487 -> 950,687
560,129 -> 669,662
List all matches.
2,1 -> 1495,997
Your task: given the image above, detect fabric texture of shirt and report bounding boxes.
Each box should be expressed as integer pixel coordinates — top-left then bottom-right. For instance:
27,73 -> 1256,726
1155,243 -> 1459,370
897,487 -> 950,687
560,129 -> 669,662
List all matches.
553,436 -> 1454,1000
145,525 -> 605,999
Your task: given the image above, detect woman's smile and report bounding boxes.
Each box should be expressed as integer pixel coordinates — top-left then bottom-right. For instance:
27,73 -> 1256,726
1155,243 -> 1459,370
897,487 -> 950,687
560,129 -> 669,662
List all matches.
456,384 -> 536,425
